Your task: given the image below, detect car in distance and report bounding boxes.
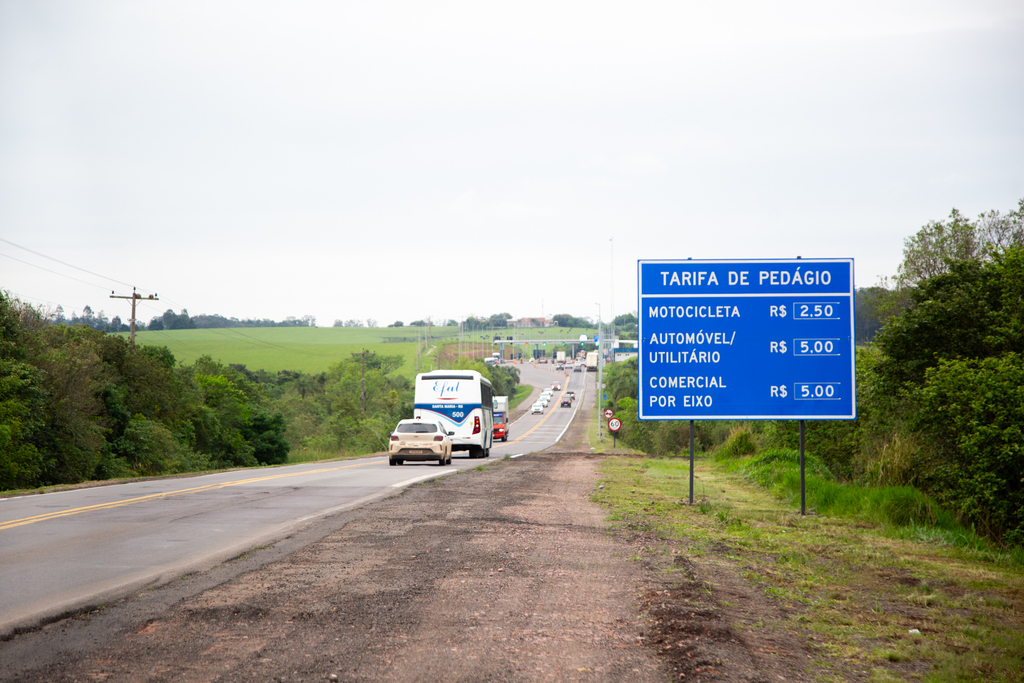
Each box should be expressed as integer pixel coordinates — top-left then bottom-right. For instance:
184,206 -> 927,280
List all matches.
389,419 -> 453,466
552,382 -> 561,390
531,403 -> 544,414
573,364 -> 583,372
560,397 -> 572,407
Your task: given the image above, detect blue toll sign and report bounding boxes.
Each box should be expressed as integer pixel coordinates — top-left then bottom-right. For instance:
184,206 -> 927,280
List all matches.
638,259 -> 856,420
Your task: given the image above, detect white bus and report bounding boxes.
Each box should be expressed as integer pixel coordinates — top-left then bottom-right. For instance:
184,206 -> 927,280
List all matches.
414,370 -> 494,458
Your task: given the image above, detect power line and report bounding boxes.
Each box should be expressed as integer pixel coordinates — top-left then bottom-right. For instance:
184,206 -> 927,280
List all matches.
0,236 -> 145,292
1,252 -> 112,292
4,289 -> 65,309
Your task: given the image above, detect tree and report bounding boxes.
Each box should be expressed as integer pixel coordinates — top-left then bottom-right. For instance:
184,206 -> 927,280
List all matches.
875,249 -> 1024,390
898,208 -> 980,286
388,321 -> 404,327
487,313 -> 510,328
551,313 -> 590,328
613,313 -> 637,327
872,246 -> 1024,544
898,200 -> 1023,288
914,353 -> 1024,544
485,364 -> 520,399
976,198 -> 1024,253
604,356 -> 638,406
243,408 -> 290,465
854,287 -> 887,344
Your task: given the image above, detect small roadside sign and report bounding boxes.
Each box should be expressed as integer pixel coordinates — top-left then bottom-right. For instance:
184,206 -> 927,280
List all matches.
608,417 -> 622,432
603,408 -> 614,419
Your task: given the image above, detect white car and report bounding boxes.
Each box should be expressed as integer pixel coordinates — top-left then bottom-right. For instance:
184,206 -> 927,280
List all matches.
531,403 -> 544,414
537,397 -> 550,407
389,419 -> 453,466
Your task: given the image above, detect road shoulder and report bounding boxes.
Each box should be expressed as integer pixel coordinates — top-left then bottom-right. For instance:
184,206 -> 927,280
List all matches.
3,454 -> 669,682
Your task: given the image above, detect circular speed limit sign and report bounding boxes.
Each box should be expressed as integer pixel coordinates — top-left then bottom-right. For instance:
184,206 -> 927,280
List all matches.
603,408 -> 614,419
608,417 -> 622,433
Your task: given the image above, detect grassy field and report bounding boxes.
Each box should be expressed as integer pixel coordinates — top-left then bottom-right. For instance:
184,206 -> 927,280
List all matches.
123,326 -> 458,376
123,325 -> 599,376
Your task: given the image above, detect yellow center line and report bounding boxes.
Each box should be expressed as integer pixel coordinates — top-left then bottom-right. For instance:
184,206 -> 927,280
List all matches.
0,459 -> 382,532
505,378 -> 572,445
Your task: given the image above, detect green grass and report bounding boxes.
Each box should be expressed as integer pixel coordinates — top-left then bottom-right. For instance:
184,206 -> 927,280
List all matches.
712,447 -> 1024,564
509,383 -> 533,410
594,455 -> 1024,682
122,326 -> 457,376
124,325 -> 601,377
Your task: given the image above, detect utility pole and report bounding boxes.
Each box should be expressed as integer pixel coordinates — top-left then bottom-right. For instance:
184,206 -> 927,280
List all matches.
610,236 -> 614,342
351,348 -> 375,414
110,287 -> 158,344
596,303 -> 603,442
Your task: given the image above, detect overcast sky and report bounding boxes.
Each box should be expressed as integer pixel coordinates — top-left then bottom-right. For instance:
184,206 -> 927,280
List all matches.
2,1 -> 1022,327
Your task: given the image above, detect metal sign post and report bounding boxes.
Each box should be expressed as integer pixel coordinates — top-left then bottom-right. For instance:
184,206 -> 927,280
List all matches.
608,416 -> 621,449
638,258 -> 856,514
800,420 -> 806,515
688,420 -> 695,505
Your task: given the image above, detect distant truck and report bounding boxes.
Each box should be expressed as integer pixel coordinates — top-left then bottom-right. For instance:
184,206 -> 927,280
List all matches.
492,396 -> 510,442
556,351 -> 566,363
585,351 -> 599,372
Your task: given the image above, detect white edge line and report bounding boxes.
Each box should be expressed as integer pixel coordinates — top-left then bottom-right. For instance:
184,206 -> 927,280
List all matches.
510,453 -> 525,459
551,371 -> 586,445
390,469 -> 458,488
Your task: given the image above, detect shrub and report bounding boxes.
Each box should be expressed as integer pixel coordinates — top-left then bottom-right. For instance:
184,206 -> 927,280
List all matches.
113,415 -> 181,476
715,425 -> 758,459
913,353 -> 1024,545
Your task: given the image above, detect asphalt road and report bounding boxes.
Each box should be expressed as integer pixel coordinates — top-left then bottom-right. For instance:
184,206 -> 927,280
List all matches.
492,360 -> 589,457
0,364 -> 595,638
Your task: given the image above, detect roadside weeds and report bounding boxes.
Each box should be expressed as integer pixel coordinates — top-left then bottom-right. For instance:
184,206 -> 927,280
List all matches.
594,455 -> 1024,682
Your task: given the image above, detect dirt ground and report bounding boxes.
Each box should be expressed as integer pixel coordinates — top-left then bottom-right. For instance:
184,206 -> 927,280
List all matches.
1,420 -> 823,682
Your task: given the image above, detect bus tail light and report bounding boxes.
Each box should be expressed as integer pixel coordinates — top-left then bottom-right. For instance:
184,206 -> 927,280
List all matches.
472,416 -> 481,435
